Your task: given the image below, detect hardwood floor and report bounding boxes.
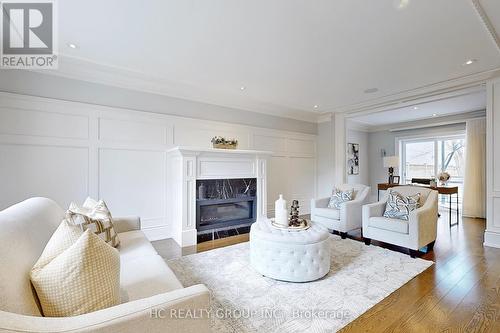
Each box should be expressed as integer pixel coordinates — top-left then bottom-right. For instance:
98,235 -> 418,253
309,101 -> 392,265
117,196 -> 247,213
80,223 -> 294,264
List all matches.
152,213 -> 500,332
340,215 -> 500,333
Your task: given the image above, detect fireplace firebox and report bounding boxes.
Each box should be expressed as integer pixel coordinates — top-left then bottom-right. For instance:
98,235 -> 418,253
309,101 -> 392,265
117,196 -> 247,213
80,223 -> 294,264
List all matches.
196,178 -> 257,232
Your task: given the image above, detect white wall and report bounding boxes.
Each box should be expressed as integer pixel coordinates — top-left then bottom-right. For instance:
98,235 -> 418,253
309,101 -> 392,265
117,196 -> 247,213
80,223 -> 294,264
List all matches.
347,129 -> 369,186
0,92 -> 316,241
316,120 -> 334,197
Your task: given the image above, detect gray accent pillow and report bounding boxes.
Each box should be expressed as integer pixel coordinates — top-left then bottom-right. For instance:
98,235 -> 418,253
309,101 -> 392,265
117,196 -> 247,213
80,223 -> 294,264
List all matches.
328,188 -> 354,209
383,189 -> 420,221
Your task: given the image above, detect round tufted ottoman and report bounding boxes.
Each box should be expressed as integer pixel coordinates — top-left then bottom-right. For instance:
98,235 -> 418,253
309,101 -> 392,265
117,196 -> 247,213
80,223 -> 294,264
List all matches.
249,219 -> 331,282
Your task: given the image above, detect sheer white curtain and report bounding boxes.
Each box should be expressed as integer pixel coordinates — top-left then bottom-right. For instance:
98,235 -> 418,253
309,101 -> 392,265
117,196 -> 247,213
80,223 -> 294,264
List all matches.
462,118 -> 486,218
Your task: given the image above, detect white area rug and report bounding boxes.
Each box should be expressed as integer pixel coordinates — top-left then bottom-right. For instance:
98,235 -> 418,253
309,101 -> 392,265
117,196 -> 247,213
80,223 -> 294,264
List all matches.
167,235 -> 433,333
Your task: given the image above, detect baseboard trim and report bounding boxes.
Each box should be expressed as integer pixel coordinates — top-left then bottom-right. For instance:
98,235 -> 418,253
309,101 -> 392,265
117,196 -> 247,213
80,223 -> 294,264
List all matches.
483,230 -> 500,249
181,229 -> 198,247
142,225 -> 170,242
172,228 -> 197,247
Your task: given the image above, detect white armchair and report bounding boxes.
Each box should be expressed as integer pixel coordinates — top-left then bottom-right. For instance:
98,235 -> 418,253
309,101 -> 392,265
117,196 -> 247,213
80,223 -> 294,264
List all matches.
311,184 -> 370,238
362,186 -> 438,258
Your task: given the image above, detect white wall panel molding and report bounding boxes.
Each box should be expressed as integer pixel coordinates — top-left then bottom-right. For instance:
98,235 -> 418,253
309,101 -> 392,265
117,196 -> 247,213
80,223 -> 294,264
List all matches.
333,113 -> 347,185
485,77 -> 500,248
0,143 -> 90,209
0,107 -> 89,140
0,91 -> 317,242
98,118 -> 168,145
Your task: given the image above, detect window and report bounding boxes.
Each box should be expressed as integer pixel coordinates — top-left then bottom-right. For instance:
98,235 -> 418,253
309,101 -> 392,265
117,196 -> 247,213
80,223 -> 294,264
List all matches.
400,134 -> 465,207
403,140 -> 435,181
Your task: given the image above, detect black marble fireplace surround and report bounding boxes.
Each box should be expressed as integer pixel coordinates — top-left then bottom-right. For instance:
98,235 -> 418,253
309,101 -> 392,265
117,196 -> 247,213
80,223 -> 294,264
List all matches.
196,178 -> 256,241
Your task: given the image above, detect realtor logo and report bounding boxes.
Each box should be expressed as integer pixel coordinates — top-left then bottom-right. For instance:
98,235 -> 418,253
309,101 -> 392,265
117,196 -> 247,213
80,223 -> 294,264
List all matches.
1,0 -> 57,68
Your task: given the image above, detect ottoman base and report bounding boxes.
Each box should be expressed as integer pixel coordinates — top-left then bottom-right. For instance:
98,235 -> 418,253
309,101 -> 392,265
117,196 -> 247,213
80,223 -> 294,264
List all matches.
250,230 -> 331,282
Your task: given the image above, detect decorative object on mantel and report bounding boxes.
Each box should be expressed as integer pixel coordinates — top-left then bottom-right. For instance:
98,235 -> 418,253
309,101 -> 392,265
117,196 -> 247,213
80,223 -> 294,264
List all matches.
347,143 -> 360,175
438,171 -> 450,185
383,155 -> 399,184
274,194 -> 288,227
211,136 -> 238,149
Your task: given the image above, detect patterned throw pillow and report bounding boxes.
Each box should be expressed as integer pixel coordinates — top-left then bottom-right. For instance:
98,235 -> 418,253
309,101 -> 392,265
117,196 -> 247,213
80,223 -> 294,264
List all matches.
66,197 -> 120,247
30,225 -> 120,317
383,189 -> 421,221
328,188 -> 354,209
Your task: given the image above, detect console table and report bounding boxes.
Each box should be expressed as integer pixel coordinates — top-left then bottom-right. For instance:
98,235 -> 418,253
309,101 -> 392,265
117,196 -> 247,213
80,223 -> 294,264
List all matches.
377,183 -> 459,226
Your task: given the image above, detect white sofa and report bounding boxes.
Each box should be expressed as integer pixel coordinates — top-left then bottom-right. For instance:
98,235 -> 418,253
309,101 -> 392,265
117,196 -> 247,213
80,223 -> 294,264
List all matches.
0,197 -> 210,333
310,184 -> 370,238
362,186 -> 438,258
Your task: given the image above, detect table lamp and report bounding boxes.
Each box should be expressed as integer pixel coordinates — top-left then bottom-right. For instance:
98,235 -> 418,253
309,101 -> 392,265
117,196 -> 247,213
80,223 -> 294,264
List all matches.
383,156 -> 399,183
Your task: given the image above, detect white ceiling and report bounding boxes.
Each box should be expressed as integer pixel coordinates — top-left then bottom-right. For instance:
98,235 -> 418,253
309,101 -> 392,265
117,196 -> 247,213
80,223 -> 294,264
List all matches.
49,0 -> 500,121
349,89 -> 487,127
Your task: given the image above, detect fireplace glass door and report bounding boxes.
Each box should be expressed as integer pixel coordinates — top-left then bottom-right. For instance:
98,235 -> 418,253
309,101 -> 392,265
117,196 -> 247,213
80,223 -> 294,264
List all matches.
199,200 -> 253,228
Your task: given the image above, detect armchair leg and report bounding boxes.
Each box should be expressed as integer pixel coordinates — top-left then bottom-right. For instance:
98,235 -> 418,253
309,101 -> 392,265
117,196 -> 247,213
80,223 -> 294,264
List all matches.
340,232 -> 347,239
363,238 -> 371,246
409,249 -> 419,258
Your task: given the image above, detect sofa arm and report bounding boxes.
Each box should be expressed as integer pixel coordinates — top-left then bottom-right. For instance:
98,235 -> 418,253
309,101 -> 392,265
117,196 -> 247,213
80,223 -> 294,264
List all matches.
311,197 -> 330,209
113,216 -> 141,233
408,191 -> 438,248
340,200 -> 363,231
0,284 -> 211,333
363,201 -> 386,219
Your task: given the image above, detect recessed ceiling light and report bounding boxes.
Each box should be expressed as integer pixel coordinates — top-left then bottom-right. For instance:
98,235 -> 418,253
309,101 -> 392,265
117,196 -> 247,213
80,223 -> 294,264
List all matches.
364,88 -> 378,94
463,59 -> 476,66
432,113 -> 437,117
240,86 -> 246,91
413,106 -> 419,110
67,43 -> 78,49
394,0 -> 410,10
313,105 -> 319,109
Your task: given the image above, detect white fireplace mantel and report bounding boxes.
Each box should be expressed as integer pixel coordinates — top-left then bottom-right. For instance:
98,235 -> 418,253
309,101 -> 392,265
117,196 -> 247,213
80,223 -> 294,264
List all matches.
166,146 -> 271,247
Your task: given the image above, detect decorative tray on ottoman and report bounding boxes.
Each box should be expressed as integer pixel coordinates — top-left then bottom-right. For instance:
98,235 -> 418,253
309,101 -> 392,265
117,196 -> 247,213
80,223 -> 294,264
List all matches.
270,218 -> 310,231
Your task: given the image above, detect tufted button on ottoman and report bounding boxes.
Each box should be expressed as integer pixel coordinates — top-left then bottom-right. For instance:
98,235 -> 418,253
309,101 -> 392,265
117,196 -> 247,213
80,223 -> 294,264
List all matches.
250,219 -> 331,282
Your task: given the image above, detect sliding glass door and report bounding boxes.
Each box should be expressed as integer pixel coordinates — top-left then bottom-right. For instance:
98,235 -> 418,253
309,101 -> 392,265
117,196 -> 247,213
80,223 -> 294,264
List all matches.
401,135 -> 465,207
438,138 -> 465,186
403,140 -> 436,182
401,136 -> 465,184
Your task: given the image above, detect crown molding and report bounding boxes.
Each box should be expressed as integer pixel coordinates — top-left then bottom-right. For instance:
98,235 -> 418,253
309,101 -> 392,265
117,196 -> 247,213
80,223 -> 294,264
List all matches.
346,120 -> 372,132
472,0 -> 500,52
364,109 -> 486,133
342,82 -> 489,120
32,55 -> 320,124
30,55 -> 500,126
316,113 -> 332,123
333,68 -> 499,116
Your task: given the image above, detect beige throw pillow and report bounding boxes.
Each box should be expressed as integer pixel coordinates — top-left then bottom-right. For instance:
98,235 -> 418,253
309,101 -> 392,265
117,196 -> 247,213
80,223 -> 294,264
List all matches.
31,219 -> 84,272
67,197 -> 120,247
30,222 -> 120,317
